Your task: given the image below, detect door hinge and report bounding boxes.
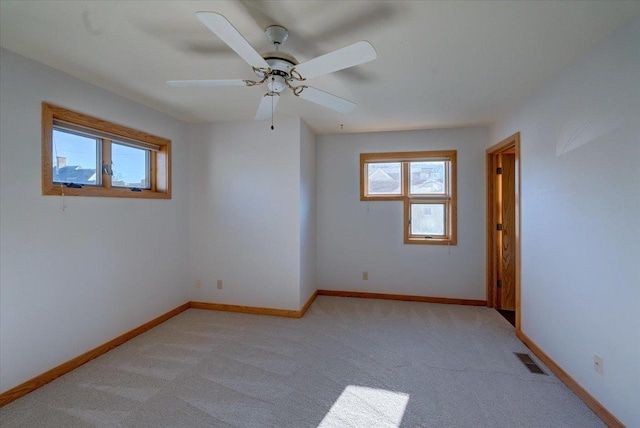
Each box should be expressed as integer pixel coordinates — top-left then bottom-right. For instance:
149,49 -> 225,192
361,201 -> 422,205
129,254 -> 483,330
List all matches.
496,167 -> 503,174
497,280 -> 502,288
496,223 -> 503,231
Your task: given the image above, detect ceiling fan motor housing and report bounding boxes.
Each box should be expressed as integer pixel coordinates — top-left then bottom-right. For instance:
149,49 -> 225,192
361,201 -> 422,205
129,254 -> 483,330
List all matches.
262,54 -> 298,72
259,54 -> 299,93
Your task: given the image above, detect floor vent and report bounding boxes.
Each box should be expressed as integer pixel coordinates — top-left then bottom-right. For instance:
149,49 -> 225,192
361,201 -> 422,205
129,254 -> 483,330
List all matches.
514,352 -> 547,375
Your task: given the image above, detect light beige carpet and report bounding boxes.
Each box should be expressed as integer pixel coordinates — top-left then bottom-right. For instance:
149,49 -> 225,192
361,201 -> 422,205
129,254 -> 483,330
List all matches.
0,296 -> 604,427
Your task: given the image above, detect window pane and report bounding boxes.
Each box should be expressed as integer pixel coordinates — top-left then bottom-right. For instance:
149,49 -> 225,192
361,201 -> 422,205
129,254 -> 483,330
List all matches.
411,203 -> 445,236
410,161 -> 446,195
367,162 -> 401,195
52,128 -> 100,185
111,143 -> 150,188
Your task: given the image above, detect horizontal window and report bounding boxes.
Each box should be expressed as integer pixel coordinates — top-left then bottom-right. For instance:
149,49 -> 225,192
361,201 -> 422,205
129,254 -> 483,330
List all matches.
409,161 -> 446,195
361,151 -> 457,245
42,103 -> 171,199
408,202 -> 447,237
52,128 -> 101,186
366,162 -> 402,196
110,141 -> 151,189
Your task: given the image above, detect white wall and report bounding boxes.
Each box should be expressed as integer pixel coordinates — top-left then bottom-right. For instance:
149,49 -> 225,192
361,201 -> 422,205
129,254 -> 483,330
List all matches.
0,49 -> 190,393
188,118 -> 305,311
490,17 -> 640,426
299,120 -> 316,307
316,128 -> 488,299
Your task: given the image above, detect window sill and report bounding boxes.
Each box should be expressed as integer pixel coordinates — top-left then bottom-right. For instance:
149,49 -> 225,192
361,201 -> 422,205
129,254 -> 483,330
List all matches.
405,237 -> 457,246
43,185 -> 170,199
361,195 -> 405,201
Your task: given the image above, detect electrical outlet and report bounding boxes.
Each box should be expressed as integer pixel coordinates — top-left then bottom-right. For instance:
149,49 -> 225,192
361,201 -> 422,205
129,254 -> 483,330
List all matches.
362,271 -> 368,280
195,280 -> 202,289
594,354 -> 603,375
217,279 -> 223,290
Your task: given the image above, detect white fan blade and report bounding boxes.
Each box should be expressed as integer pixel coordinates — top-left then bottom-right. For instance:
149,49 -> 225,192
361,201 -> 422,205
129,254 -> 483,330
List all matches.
293,41 -> 377,80
196,12 -> 269,70
167,79 -> 247,87
297,86 -> 356,113
255,93 -> 280,121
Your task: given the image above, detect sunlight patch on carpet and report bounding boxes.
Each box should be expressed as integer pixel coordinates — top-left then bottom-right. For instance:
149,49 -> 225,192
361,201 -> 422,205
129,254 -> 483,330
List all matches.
318,385 -> 409,428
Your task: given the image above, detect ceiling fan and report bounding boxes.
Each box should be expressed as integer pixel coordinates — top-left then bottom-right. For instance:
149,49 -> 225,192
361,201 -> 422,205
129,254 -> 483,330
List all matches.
168,12 -> 377,126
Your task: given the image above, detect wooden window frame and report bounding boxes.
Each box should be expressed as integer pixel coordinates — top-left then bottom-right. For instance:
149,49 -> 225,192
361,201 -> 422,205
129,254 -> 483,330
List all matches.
360,150 -> 457,245
42,103 -> 171,199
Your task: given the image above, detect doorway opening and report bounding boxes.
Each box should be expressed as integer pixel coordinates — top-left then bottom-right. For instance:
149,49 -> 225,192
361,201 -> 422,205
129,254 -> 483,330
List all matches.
486,133 -> 521,331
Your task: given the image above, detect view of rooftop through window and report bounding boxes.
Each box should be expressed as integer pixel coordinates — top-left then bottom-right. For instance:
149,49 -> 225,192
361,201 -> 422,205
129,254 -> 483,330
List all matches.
52,128 -> 149,188
367,162 -> 401,194
410,161 -> 445,194
52,129 -> 99,185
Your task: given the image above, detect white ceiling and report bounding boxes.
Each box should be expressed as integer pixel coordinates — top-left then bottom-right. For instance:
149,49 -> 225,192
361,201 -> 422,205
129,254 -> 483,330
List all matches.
1,1 -> 639,134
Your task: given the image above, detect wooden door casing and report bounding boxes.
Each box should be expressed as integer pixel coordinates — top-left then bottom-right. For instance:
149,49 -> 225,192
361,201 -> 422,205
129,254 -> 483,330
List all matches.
486,132 -> 520,329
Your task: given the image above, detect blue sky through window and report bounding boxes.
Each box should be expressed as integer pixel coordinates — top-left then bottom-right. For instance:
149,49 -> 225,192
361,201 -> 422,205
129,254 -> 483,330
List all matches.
52,129 -> 147,185
52,129 -> 97,170
111,142 -> 147,187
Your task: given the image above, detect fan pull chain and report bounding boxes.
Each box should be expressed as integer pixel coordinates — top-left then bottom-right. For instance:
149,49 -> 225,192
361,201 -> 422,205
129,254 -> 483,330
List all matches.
60,183 -> 66,211
271,77 -> 275,130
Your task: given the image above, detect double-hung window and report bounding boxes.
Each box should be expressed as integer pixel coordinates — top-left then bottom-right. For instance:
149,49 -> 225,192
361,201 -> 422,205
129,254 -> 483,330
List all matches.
361,151 -> 457,245
42,103 -> 171,199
